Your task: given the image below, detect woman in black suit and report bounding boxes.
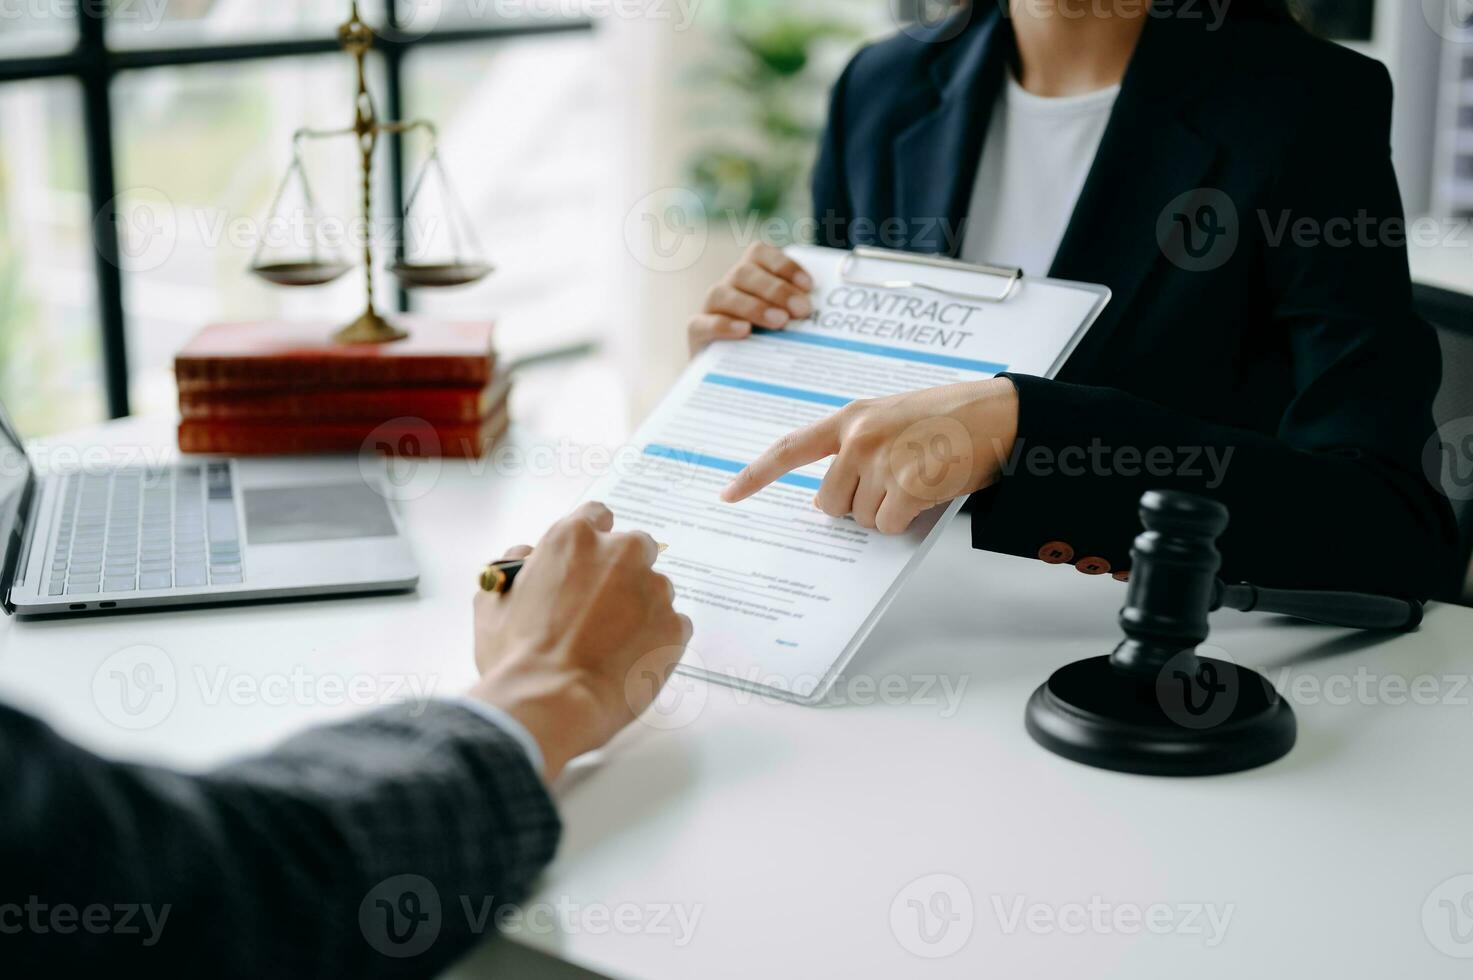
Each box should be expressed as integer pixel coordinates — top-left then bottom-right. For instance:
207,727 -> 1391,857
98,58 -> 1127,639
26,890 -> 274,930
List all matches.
691,0 -> 1456,599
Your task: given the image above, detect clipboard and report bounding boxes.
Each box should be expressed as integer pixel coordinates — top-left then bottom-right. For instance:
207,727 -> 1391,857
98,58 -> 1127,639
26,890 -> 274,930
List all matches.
822,244 -> 1111,395
839,246 -> 1025,304
584,243 -> 1111,707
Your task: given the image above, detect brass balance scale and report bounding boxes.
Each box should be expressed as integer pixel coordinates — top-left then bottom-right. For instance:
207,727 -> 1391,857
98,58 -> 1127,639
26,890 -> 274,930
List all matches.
249,1 -> 491,344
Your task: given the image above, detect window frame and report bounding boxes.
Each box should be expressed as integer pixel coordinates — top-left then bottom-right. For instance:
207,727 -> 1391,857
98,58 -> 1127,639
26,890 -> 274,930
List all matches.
0,5 -> 591,419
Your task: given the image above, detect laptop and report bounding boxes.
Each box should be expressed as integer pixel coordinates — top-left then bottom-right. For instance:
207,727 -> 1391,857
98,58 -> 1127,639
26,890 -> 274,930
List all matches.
1,399 -> 419,617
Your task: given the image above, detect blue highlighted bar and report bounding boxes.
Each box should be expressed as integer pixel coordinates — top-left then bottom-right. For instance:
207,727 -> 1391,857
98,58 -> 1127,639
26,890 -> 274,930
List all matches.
703,373 -> 851,408
643,444 -> 824,491
752,326 -> 1007,374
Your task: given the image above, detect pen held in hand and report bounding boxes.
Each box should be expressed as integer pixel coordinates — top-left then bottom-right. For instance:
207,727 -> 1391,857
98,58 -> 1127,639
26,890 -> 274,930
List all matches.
479,543 -> 669,594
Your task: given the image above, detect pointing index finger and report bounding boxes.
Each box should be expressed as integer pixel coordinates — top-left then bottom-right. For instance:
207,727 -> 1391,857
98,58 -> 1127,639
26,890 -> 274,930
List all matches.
720,419 -> 840,503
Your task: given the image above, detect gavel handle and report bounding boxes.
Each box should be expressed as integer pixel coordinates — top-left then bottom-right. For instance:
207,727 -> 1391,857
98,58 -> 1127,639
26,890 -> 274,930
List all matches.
1214,582 -> 1424,632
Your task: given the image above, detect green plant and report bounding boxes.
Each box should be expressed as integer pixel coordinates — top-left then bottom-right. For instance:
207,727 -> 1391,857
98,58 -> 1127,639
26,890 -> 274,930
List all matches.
686,11 -> 861,225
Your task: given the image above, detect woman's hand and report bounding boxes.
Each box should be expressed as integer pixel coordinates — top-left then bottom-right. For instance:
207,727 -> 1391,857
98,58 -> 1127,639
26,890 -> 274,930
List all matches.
688,243 -> 815,356
721,380 -> 1021,535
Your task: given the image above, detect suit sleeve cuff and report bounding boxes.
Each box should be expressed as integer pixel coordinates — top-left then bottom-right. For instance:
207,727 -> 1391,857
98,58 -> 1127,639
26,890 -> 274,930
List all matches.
970,373 -> 1147,574
446,697 -> 545,780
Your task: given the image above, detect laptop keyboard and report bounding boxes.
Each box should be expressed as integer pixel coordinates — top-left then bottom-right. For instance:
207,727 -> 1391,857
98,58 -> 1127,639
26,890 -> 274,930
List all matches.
48,463 -> 244,597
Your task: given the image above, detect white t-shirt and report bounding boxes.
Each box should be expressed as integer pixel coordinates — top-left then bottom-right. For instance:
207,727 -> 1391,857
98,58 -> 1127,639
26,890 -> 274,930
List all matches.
959,77 -> 1120,277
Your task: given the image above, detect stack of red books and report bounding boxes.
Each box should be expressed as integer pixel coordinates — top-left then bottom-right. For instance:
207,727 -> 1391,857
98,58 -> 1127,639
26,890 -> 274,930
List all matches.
175,318 -> 508,458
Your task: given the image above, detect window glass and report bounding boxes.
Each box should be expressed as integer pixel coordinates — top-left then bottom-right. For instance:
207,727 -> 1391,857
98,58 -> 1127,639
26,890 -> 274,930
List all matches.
0,79 -> 106,437
392,0 -> 574,37
0,3 -> 77,58
401,32 -> 611,358
108,0 -> 379,49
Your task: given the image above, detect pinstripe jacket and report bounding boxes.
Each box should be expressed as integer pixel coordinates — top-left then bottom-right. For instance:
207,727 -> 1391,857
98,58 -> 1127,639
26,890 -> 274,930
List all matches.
1,700 -> 561,977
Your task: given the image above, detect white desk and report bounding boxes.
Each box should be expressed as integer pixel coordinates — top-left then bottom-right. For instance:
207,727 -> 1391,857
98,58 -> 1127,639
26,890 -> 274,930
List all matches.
3,416 -> 1472,979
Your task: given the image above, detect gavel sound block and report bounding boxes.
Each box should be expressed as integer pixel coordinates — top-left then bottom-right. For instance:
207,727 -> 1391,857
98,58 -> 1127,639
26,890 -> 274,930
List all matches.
1025,491 -> 1297,776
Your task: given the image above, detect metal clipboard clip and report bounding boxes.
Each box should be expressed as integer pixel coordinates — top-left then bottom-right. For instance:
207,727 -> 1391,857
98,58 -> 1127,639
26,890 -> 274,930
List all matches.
838,246 -> 1023,304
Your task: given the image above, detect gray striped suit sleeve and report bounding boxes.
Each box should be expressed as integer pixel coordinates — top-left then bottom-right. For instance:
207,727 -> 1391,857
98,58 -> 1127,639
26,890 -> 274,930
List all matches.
1,699 -> 562,977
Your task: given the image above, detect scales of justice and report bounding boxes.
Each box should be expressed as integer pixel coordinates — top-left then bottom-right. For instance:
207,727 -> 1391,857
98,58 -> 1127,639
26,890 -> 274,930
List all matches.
249,1 -> 491,344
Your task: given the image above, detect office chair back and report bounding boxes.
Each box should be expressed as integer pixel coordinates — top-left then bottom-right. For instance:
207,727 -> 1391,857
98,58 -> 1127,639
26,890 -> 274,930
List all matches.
1416,282 -> 1473,604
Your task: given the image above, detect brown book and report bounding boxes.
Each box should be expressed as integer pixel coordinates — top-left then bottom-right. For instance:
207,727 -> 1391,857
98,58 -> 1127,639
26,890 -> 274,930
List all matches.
179,375 -> 510,424
175,318 -> 495,393
179,403 -> 510,459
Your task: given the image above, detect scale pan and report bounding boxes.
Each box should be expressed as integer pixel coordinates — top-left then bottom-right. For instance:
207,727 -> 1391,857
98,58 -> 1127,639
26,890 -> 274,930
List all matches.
390,262 -> 494,288
251,261 -> 353,287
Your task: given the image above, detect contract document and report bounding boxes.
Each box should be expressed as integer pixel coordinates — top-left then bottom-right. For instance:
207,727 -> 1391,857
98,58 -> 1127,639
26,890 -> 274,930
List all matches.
585,245 -> 1109,704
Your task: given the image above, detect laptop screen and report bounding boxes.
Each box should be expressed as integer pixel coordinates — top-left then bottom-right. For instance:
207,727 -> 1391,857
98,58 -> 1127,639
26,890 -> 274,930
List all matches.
0,400 -> 35,590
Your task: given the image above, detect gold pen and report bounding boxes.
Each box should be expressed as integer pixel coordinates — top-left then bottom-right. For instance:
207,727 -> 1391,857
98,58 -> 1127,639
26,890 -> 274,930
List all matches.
480,543 -> 668,594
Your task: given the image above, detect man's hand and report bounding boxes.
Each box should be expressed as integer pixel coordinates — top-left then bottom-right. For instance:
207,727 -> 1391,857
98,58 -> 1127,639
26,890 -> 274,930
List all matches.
470,502 -> 692,781
688,243 -> 814,355
721,380 -> 1021,534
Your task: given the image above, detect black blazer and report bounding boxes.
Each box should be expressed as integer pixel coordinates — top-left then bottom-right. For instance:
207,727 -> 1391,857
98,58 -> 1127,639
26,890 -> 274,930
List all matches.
811,4 -> 1457,598
3,701 -> 560,976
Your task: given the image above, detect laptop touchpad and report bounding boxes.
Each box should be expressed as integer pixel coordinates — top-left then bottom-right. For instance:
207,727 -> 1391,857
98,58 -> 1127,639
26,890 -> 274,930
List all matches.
244,483 -> 397,545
